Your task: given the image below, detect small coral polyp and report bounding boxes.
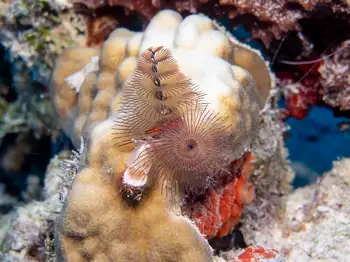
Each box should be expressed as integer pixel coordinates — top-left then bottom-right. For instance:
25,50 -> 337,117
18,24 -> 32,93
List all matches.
51,10 -> 274,260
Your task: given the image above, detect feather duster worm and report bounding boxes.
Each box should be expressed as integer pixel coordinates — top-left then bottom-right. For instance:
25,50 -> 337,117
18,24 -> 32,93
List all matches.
115,47 -> 241,198
113,46 -> 204,148
122,101 -> 234,196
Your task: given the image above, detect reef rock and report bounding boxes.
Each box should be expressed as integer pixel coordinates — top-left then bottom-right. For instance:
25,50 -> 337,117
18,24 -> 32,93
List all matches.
73,0 -> 350,47
240,158 -> 350,262
0,0 -> 86,89
0,152 -> 67,261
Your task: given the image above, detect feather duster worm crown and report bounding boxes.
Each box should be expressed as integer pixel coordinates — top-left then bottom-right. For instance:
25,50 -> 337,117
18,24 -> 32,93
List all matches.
124,101 -> 234,194
113,46 -> 205,147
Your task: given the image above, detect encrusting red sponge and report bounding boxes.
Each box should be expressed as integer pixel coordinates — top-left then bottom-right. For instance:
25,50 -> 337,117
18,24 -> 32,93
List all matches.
231,246 -> 283,262
182,152 -> 255,239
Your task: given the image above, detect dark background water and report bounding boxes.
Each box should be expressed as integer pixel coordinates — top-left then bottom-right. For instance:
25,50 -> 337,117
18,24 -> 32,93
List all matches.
285,105 -> 350,187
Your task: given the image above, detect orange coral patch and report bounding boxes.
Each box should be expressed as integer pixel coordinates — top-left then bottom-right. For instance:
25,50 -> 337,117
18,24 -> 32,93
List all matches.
183,152 -> 255,239
231,246 -> 282,262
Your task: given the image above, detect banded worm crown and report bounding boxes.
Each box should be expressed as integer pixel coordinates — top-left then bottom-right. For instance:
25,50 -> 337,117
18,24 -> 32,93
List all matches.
114,46 -> 234,195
